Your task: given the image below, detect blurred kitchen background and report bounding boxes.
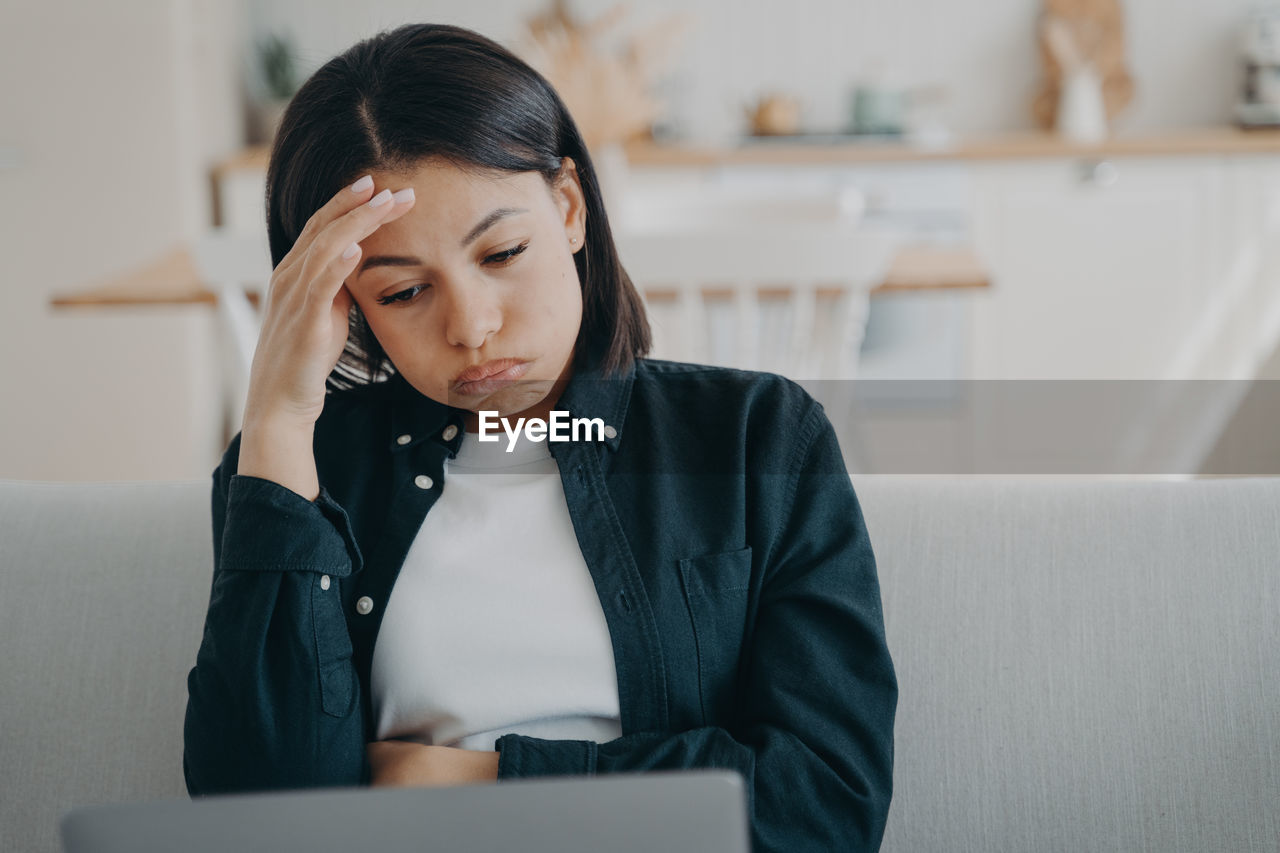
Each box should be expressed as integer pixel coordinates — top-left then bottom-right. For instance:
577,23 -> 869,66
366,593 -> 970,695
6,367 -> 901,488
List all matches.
4,0 -> 1280,480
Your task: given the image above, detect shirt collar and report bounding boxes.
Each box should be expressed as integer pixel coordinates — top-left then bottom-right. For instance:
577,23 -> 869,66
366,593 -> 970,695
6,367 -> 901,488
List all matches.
385,355 -> 636,456
384,372 -> 458,455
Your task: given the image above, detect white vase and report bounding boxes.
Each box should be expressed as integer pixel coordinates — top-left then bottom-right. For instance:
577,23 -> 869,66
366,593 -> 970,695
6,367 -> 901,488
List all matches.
1057,66 -> 1108,144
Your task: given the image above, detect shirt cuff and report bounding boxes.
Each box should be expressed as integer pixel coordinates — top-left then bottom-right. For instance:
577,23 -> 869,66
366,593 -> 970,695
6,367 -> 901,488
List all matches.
494,734 -> 598,779
218,475 -> 363,575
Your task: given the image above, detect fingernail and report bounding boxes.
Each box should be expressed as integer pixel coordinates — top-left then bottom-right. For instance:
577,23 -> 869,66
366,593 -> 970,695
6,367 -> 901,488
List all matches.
368,189 -> 393,208
392,188 -> 415,204
350,175 -> 373,193
342,242 -> 360,260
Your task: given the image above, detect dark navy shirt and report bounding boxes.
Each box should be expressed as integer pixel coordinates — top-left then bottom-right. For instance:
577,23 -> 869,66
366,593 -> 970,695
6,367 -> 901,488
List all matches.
184,356 -> 897,852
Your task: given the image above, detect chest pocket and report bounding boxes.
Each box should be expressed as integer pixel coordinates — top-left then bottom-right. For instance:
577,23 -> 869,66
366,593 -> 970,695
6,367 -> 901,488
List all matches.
677,546 -> 753,726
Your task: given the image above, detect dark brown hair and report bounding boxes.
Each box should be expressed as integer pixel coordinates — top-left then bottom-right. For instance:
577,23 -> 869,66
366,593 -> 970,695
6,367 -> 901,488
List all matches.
265,23 -> 651,391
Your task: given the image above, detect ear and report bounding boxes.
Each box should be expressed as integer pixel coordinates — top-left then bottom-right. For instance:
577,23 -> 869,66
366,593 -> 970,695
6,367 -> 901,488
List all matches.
551,157 -> 588,254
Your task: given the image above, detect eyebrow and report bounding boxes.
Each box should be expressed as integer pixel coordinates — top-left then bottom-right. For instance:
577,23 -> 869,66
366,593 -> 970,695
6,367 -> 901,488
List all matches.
357,207 -> 530,278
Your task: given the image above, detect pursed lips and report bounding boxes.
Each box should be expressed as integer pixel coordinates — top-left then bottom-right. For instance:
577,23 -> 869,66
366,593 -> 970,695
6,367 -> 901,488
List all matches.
451,358 -> 530,392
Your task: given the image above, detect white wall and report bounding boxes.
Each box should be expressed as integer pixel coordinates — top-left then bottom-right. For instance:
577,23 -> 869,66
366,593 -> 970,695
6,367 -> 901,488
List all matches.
0,0 -> 246,481
248,0 -> 1256,140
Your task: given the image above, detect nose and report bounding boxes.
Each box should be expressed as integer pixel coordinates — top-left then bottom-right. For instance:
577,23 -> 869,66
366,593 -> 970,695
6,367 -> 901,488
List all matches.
442,280 -> 503,350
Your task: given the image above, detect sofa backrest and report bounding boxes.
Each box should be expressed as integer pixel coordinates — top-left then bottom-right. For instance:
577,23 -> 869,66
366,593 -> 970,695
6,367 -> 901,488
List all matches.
861,476 -> 1280,852
2,477 -> 1277,852
1,481 -> 210,853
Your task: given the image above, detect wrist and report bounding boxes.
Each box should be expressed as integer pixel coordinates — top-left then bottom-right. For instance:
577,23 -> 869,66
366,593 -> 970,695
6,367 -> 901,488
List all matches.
238,417 -> 320,502
241,401 -> 319,437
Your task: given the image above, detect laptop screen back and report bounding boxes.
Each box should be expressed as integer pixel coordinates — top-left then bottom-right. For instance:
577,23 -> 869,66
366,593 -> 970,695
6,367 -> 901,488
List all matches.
61,770 -> 749,853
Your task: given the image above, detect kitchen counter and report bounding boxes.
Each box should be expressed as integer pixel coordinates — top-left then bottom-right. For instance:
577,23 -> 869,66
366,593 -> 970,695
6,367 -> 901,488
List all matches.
623,126 -> 1280,167
213,126 -> 1280,182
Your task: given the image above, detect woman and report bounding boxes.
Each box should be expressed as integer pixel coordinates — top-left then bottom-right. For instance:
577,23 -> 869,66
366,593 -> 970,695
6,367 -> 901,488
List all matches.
183,23 -> 897,852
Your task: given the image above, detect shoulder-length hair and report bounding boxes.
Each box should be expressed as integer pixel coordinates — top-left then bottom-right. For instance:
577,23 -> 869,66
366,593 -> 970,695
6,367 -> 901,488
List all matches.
265,23 -> 651,391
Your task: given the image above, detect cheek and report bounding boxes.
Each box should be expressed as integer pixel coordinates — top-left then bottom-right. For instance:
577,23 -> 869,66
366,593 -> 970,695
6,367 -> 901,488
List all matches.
360,310 -> 416,362
554,255 -> 583,311
357,309 -> 389,348
524,255 -> 579,323
539,273 -> 579,330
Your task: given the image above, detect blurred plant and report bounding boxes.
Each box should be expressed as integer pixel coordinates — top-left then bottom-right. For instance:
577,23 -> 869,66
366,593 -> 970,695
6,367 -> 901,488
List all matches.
517,0 -> 690,150
258,33 -> 300,102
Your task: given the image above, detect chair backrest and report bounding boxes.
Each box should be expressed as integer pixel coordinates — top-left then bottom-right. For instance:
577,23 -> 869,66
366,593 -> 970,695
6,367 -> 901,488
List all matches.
615,183 -> 865,230
191,229 -> 272,432
616,224 -> 898,379
186,214 -> 904,388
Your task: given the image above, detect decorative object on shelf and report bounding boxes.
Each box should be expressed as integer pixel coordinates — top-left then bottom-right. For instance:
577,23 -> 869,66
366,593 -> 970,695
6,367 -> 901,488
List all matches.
845,71 -> 949,142
1031,0 -> 1134,136
517,1 -> 688,148
1238,7 -> 1280,128
850,85 -> 908,137
252,33 -> 300,144
517,0 -> 688,208
745,94 -> 802,136
1043,16 -> 1108,143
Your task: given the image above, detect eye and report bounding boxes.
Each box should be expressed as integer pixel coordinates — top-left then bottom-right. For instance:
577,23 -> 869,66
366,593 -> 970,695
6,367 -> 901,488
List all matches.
483,241 -> 529,266
376,284 -> 428,306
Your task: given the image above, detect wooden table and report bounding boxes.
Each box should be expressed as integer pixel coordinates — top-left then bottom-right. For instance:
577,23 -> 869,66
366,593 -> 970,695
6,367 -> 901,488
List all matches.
49,244 -> 987,309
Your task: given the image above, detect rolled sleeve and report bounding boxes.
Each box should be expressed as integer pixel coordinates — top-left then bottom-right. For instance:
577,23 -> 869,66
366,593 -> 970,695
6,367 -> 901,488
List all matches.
184,446 -> 368,796
494,735 -> 598,778
219,475 -> 363,576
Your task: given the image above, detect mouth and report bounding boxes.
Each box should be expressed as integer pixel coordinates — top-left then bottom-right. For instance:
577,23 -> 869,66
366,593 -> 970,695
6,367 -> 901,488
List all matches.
451,358 -> 532,396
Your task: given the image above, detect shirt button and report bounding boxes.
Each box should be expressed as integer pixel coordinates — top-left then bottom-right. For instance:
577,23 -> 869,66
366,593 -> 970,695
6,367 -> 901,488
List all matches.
320,575 -> 331,591
442,424 -> 459,441
396,434 -> 412,446
356,596 -> 374,615
414,474 -> 434,490
604,425 -> 618,439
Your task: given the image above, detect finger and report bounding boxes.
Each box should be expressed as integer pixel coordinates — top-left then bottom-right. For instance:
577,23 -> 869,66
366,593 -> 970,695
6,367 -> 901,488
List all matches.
295,174 -> 379,247
307,187 -> 416,299
270,175 -> 379,284
284,176 -> 409,271
323,186 -> 417,256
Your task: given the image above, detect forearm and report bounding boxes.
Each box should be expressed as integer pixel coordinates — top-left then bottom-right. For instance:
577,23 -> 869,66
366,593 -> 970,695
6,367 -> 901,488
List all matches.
185,466 -> 369,795
494,722 -> 892,853
184,569 -> 367,794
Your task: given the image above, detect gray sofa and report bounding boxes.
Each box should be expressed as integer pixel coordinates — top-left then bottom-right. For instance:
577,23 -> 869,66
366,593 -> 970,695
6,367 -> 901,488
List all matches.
2,477 -> 1278,852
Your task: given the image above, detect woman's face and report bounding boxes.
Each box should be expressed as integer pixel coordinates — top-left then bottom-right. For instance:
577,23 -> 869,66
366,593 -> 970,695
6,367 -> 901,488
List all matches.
345,158 -> 587,431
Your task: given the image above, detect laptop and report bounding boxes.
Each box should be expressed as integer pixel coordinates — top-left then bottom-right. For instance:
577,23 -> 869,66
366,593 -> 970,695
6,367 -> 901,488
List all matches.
60,770 -> 749,853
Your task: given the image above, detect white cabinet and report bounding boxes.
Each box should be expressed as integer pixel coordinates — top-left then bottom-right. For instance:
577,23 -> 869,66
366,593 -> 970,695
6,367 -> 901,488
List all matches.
969,157 -> 1226,379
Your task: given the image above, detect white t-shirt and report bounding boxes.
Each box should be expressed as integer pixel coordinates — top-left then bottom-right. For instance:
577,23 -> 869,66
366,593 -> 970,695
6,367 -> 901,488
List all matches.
370,426 -> 623,751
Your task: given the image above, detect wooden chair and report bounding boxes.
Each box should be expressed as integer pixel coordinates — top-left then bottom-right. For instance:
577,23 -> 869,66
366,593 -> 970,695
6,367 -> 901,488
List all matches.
189,208 -> 901,445
190,229 -> 270,437
616,223 -> 899,380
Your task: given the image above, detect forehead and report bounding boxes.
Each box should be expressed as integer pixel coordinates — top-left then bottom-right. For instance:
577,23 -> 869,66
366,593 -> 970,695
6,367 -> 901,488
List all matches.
354,159 -> 552,258
374,159 -> 547,220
